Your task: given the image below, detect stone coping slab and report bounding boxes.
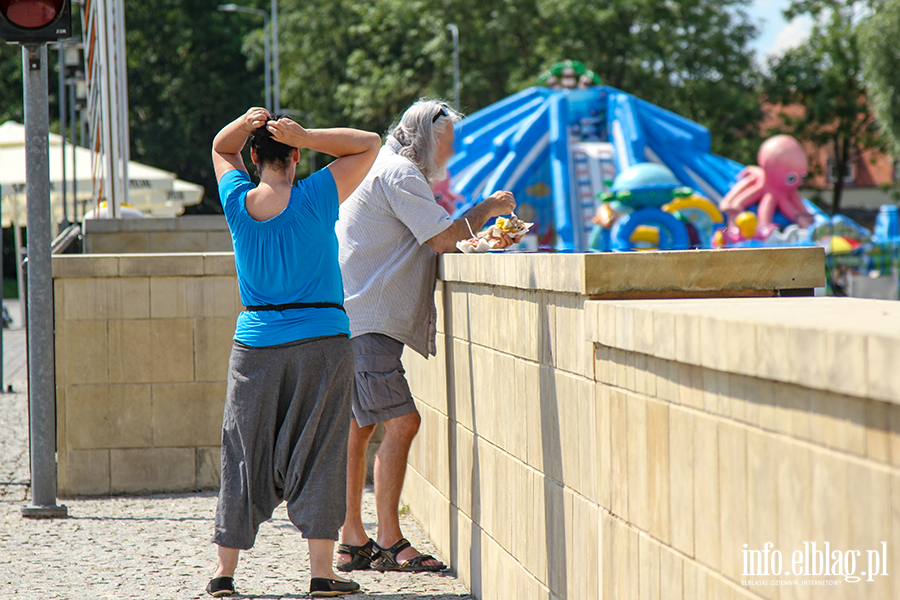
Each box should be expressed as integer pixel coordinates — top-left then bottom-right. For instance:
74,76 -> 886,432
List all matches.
82,215 -> 228,233
439,247 -> 825,297
585,296 -> 900,405
57,247 -> 823,297
53,253 -> 236,278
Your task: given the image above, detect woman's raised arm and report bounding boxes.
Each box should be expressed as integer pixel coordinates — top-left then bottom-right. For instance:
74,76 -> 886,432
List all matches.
212,107 -> 271,181
267,118 -> 381,203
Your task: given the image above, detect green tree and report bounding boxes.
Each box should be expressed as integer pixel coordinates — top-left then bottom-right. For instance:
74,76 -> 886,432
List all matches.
0,44 -> 23,125
125,0 -> 264,213
279,0 -> 455,135
764,0 -> 879,214
861,0 -> 900,157
533,0 -> 764,163
277,0 -> 764,163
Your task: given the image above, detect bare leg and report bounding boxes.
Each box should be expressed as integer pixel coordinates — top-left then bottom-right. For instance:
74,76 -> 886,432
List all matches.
309,539 -> 351,582
213,545 -> 240,578
374,411 -> 440,567
336,419 -> 376,566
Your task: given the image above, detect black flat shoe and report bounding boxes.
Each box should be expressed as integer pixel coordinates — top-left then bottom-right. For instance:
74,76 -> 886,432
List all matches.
310,577 -> 361,597
206,576 -> 235,597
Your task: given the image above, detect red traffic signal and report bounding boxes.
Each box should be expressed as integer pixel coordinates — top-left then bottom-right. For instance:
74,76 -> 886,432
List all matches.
0,0 -> 71,43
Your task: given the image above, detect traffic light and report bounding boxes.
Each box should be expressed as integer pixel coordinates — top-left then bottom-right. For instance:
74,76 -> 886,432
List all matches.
0,0 -> 71,43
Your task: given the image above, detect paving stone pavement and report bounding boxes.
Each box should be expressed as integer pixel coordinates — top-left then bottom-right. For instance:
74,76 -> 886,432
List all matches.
0,388 -> 473,600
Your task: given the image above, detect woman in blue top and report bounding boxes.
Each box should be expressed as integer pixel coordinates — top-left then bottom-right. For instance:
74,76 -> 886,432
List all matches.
207,107 -> 380,598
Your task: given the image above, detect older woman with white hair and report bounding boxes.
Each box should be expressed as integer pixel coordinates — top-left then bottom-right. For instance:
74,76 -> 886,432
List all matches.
335,99 -> 516,573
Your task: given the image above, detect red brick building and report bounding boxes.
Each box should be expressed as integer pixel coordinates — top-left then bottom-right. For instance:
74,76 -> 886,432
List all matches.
762,103 -> 898,211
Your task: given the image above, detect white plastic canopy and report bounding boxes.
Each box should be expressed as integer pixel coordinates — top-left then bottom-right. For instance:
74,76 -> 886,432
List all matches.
0,120 -> 204,225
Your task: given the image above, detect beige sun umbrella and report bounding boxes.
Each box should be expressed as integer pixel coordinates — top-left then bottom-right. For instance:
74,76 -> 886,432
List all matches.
0,120 -> 204,226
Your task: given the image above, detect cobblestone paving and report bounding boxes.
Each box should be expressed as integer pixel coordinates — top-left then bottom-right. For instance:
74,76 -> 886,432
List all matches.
0,389 -> 472,599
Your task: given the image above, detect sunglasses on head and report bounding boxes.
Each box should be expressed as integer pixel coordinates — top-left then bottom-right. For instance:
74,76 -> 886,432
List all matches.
432,106 -> 449,123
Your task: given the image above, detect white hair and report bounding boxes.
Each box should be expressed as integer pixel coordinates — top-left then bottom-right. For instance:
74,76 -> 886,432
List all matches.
388,99 -> 463,184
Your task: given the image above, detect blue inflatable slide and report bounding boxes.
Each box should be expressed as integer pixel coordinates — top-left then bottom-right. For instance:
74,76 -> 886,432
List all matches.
447,86 -> 821,250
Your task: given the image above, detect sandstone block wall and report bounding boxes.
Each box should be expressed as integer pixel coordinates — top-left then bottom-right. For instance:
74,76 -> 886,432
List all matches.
400,251 -> 900,600
53,253 -> 239,496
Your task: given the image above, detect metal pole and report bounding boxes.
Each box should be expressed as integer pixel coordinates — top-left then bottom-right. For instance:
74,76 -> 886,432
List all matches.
114,0 -> 130,211
12,194 -> 24,303
20,44 -> 67,519
79,112 -> 86,219
70,79 -> 77,223
271,0 -> 279,113
58,44 -> 68,227
217,6 -> 271,112
447,24 -> 460,111
263,14 -> 271,112
0,186 -> 4,393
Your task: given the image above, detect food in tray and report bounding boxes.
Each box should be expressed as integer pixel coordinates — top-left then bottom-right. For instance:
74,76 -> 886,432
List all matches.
495,213 -> 526,233
491,213 -> 534,241
456,236 -> 492,253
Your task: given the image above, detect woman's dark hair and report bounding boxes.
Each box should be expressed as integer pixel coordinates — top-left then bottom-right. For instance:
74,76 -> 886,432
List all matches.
250,114 -> 293,172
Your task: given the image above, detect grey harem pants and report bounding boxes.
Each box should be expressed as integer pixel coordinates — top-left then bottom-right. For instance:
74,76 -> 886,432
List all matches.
212,334 -> 354,549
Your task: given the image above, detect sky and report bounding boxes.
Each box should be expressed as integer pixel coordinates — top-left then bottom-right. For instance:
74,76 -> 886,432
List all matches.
748,0 -> 814,63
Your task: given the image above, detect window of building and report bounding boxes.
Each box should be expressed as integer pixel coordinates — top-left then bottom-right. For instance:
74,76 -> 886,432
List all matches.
826,159 -> 856,184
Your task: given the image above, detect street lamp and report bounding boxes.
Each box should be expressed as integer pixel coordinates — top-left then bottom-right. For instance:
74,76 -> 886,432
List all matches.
271,0 -> 280,113
447,24 -> 460,111
218,3 -> 271,111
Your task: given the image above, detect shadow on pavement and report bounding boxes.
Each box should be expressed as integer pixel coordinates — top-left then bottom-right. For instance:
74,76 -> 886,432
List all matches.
235,596 -> 471,599
70,514 -> 209,522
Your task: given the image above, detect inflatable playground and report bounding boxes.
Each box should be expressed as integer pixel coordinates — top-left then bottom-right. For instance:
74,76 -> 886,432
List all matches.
438,62 -> 900,297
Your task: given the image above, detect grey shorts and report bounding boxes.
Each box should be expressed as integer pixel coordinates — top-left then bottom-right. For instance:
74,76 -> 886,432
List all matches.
350,333 -> 418,427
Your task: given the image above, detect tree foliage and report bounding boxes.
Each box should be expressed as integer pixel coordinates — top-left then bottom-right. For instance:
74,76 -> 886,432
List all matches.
764,0 -> 879,214
0,44 -> 23,125
0,0 -> 769,212
535,0 -> 765,162
279,0 -> 764,163
861,0 -> 900,157
125,0 -> 264,212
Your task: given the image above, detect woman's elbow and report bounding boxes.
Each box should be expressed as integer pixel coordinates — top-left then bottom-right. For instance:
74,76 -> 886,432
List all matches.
366,132 -> 382,150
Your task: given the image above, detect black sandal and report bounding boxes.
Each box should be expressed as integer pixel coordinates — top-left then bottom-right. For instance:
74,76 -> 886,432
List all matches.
310,577 -> 361,597
336,538 -> 378,572
371,538 -> 447,572
205,576 -> 235,597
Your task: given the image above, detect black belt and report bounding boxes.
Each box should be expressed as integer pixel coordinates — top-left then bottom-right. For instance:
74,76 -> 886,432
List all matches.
244,302 -> 346,313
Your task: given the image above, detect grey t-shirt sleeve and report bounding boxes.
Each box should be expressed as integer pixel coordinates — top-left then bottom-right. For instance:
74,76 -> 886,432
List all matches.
381,170 -> 453,246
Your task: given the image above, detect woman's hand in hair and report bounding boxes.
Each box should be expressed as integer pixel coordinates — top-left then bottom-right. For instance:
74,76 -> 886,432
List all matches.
213,108 -> 271,180
242,107 -> 271,133
266,117 -> 308,149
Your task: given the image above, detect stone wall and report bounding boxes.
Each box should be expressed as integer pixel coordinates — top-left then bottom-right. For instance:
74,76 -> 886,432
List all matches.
52,251 -> 388,496
82,216 -> 232,254
399,250 -> 900,600
53,253 -> 240,496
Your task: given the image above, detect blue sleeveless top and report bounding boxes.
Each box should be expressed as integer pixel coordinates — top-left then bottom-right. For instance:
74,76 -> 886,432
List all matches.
218,168 -> 350,347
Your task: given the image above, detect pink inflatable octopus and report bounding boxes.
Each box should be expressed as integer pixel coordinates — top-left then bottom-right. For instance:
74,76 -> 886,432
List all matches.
432,177 -> 464,215
719,135 -> 811,238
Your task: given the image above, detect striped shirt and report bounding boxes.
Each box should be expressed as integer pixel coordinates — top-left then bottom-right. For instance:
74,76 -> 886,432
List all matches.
337,137 -> 453,357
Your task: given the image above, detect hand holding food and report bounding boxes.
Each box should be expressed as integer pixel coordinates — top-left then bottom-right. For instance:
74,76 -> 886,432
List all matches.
480,227 -> 515,250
